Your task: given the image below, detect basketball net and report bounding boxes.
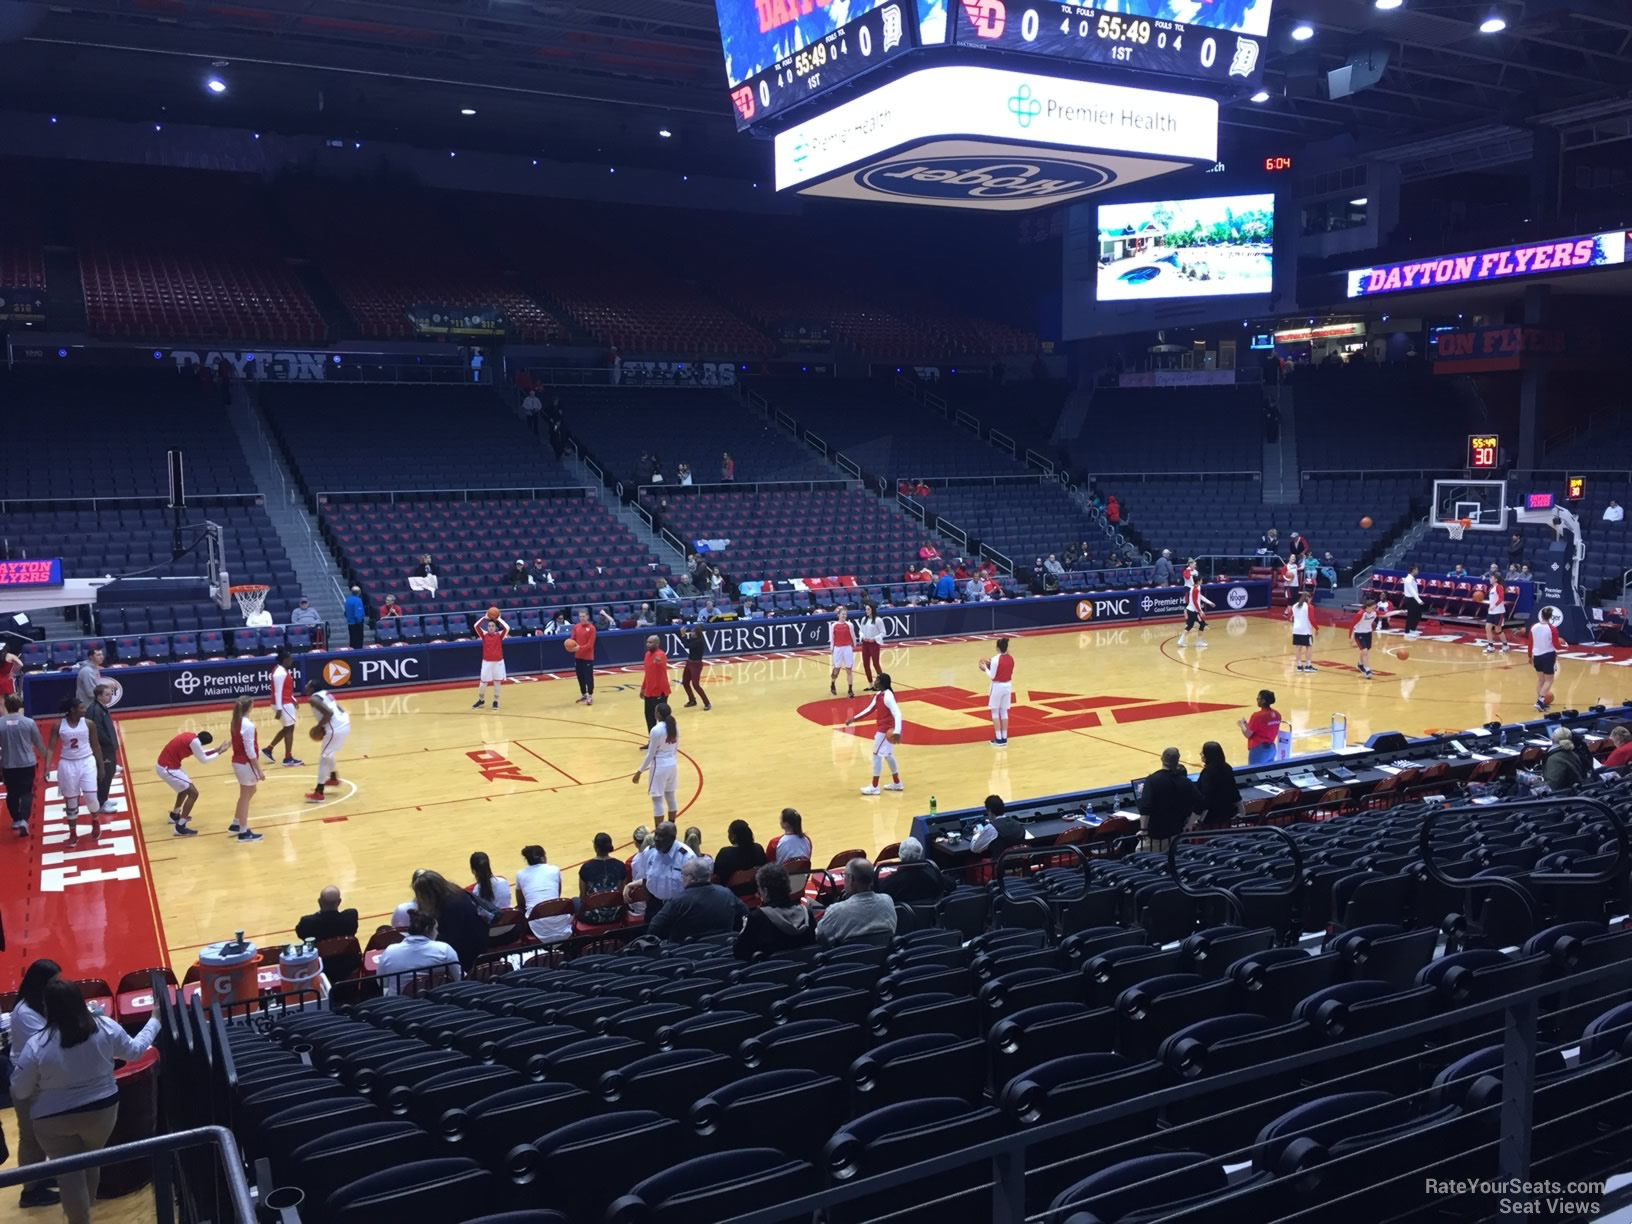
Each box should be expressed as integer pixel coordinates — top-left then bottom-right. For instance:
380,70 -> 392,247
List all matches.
230,584 -> 270,623
1442,518 -> 1470,541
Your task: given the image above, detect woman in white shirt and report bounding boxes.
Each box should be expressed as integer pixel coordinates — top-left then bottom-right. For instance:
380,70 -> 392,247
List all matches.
467,851 -> 513,919
10,959 -> 61,1208
632,702 -> 679,822
12,979 -> 160,1224
374,909 -> 462,994
1288,591 -> 1316,674
770,807 -> 813,864
516,844 -> 572,943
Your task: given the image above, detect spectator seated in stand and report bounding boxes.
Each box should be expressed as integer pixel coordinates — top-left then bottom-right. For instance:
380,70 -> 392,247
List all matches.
815,858 -> 897,945
373,908 -> 461,993
879,837 -> 950,903
734,863 -> 814,960
295,886 -> 359,943
713,819 -> 767,888
648,857 -> 747,943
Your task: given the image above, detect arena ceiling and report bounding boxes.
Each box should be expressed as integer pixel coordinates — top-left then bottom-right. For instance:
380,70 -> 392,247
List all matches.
0,0 -> 1629,180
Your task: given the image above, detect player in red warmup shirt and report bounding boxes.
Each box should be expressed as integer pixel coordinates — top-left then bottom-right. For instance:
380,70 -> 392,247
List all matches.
979,637 -> 1016,746
846,673 -> 904,796
641,635 -> 673,742
472,610 -> 510,710
570,608 -> 598,706
154,729 -> 222,835
829,606 -> 857,698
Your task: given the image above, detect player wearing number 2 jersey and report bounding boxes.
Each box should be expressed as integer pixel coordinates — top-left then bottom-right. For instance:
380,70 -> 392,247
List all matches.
979,638 -> 1016,746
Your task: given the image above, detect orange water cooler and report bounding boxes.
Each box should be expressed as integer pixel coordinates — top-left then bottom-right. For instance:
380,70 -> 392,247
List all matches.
195,934 -> 260,1009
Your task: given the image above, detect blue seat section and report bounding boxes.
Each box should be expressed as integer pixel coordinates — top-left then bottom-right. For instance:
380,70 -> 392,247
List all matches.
261,385 -> 585,493
322,497 -> 658,613
565,387 -> 833,485
922,484 -> 1114,573
1096,476 -> 1410,572
5,503 -> 305,637
1066,385 -> 1266,474
0,366 -> 254,498
1293,364 -> 1473,472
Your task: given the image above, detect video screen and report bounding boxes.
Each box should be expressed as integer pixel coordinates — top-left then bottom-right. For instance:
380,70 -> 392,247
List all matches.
1096,193 -> 1275,302
715,0 -> 901,87
1088,0 -> 1275,38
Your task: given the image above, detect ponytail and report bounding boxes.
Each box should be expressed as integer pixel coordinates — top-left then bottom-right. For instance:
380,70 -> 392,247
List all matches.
470,851 -> 495,902
657,700 -> 677,743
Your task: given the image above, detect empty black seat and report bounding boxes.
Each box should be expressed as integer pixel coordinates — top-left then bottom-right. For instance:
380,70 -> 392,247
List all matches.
325,1156 -> 497,1223
607,1149 -> 815,1224
600,1049 -> 737,1117
691,1069 -> 847,1162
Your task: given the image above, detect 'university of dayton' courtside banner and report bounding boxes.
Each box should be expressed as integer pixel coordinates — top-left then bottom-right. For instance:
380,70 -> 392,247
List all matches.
1347,231 -> 1629,298
22,583 -> 1269,715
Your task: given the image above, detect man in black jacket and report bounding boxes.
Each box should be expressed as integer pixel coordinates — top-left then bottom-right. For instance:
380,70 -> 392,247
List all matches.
1138,748 -> 1204,851
880,837 -> 949,903
295,886 -> 360,942
649,858 -> 748,943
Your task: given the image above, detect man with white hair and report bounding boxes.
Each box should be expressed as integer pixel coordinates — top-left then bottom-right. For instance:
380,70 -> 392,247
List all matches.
1153,549 -> 1175,586
816,858 -> 898,944
648,855 -> 747,942
880,837 -> 949,904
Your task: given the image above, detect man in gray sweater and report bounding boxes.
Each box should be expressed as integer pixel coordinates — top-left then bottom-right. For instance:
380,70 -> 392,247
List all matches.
816,858 -> 897,945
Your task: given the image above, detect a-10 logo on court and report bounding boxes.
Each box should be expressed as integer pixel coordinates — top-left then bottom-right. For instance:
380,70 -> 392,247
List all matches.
798,686 -> 1242,745
467,749 -> 536,784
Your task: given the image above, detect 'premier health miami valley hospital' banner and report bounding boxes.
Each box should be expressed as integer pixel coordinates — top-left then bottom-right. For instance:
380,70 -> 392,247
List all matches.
24,584 -> 1268,714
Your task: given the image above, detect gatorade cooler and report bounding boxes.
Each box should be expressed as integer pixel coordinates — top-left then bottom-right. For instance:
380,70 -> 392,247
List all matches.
279,941 -> 326,998
196,935 -> 260,1009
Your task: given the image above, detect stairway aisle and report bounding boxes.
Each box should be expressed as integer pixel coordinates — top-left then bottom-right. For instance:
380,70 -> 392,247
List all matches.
225,382 -> 351,634
1262,385 -> 1300,506
562,450 -> 685,580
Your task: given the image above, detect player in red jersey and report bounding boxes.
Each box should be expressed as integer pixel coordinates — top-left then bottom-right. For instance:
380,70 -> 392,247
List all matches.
845,673 -> 904,796
472,609 -> 510,710
263,648 -> 304,768
641,635 -> 673,742
829,606 -> 857,697
978,637 -> 1016,746
570,608 -> 598,706
226,694 -> 264,843
1482,575 -> 1510,654
154,729 -> 221,836
1529,606 -> 1564,713
1175,562 -> 1215,649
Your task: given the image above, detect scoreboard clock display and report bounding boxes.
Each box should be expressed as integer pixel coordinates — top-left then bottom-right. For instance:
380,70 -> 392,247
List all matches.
726,2 -> 917,128
1468,434 -> 1500,470
955,1 -> 1266,86
1567,476 -> 1585,501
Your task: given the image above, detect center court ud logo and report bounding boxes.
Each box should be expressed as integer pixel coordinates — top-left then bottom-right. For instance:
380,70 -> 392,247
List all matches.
860,158 -> 1112,203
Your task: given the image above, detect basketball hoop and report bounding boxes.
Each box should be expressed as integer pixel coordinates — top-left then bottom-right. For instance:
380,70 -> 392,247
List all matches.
230,584 -> 271,625
1438,518 -> 1471,541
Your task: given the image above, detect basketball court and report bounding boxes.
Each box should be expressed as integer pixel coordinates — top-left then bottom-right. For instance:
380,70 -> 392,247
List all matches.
86,610 -> 1630,972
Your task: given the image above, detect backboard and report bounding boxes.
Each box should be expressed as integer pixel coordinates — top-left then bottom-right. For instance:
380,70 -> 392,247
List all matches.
1431,479 -> 1507,537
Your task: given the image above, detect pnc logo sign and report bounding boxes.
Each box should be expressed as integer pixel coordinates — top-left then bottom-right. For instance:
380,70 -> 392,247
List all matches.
859,157 -> 1111,202
1076,598 -> 1132,622
798,686 -> 1243,746
322,660 -> 353,687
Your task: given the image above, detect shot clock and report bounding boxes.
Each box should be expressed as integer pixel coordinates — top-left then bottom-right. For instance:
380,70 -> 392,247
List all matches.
1468,434 -> 1500,470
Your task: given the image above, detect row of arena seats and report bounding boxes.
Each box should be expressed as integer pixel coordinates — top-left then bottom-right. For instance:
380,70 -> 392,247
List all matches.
1293,364 -> 1476,471
1066,386 -> 1267,474
196,779 -> 1632,1222
19,622 -> 322,670
920,483 -> 1111,570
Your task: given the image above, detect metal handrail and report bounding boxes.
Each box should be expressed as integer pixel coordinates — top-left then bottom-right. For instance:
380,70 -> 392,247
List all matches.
1164,823 -> 1304,926
0,1126 -> 254,1223
0,493 -> 262,512
315,485 -> 596,502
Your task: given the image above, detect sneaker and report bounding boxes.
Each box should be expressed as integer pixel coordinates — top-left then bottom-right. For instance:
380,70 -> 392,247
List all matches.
305,791 -> 327,803
703,703 -> 712,711
12,820 -> 27,836
1196,640 -> 1208,649
1361,668 -> 1373,679
586,697 -> 593,706
492,702 -> 499,710
1405,631 -> 1421,638
88,821 -> 102,842
327,773 -> 341,786
282,757 -> 305,767
575,695 -> 588,705
1175,637 -> 1186,647
883,782 -> 904,791
1536,700 -> 1547,713
859,785 -> 881,796
472,699 -> 485,709
228,822 -> 243,835
262,747 -> 275,763
1501,644 -> 1511,652
682,700 -> 698,708
237,830 -> 264,843
172,822 -> 198,837
1483,644 -> 1495,653
830,683 -> 837,696
847,688 -> 854,698
18,1187 -> 60,1208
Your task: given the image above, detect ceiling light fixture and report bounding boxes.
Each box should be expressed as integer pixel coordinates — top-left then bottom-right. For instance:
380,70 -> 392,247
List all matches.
1375,0 -> 1403,9
206,78 -> 227,94
1291,22 -> 1314,40
460,107 -> 476,116
1479,11 -> 1507,31
658,128 -> 672,138
1250,89 -> 1271,102
1350,197 -> 1368,206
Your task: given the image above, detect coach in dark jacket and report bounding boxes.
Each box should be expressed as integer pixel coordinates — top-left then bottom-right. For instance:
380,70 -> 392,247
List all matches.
651,858 -> 748,943
296,886 -> 360,942
1138,748 -> 1205,849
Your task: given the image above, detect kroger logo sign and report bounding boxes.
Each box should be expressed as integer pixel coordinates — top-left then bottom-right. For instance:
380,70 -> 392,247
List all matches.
1226,585 -> 1251,610
857,158 -> 1112,202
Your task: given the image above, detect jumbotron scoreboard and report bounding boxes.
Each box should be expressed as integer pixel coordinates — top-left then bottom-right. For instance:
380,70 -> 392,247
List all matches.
716,0 -> 1271,209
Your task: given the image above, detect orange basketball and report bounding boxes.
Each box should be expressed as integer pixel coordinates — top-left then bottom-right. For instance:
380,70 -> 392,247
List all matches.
486,606 -> 501,620
1396,648 -> 1409,660
308,724 -> 325,742
1360,516 -> 1373,529
563,638 -> 578,654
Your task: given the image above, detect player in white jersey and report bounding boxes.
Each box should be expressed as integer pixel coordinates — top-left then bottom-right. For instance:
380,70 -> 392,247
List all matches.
264,648 -> 304,768
303,680 -> 352,803
1175,563 -> 1215,649
845,672 -> 904,795
48,697 -> 105,847
1288,591 -> 1316,673
631,700 -> 679,821
1482,578 -> 1510,653
1528,606 -> 1564,713
1348,594 -> 1384,679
